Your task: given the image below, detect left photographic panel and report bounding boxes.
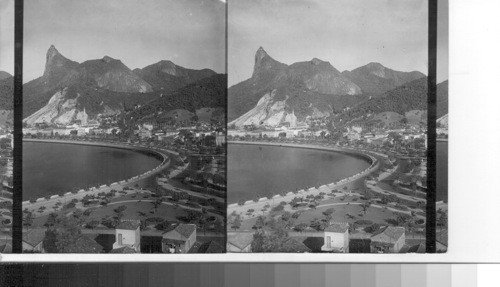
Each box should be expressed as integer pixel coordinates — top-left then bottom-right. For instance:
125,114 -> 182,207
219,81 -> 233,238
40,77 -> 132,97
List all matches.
0,0 -> 15,254
22,0 -> 227,254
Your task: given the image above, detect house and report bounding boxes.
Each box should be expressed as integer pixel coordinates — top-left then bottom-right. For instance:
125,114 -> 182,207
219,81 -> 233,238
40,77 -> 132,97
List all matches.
0,242 -> 12,253
370,226 -> 405,253
0,237 -> 12,253
436,229 -> 448,252
112,220 -> 141,253
162,224 -> 196,253
226,232 -> 253,253
280,238 -> 312,253
321,222 -> 349,253
69,235 -> 104,253
109,245 -> 137,253
405,243 -> 426,253
22,228 -> 46,253
216,133 -> 226,146
196,240 -> 224,253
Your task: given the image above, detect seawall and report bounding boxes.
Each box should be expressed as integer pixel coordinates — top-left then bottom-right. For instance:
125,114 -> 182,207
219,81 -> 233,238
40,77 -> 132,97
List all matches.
227,141 -> 380,211
22,139 -> 173,207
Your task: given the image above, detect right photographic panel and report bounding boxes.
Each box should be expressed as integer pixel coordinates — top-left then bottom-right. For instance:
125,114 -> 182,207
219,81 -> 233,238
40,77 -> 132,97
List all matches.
228,0 -> 438,253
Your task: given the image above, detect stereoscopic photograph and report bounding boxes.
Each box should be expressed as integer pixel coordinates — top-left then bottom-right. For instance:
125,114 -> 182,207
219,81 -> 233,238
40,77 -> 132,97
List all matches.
21,0 -> 226,253
0,0 -> 14,254
227,0 -> 437,253
0,0 -> 451,258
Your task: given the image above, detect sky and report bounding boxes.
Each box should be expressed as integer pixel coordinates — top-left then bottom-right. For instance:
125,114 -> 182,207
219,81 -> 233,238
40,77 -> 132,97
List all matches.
22,0 -> 225,82
229,0 -> 429,86
437,0 -> 449,83
0,0 -> 14,75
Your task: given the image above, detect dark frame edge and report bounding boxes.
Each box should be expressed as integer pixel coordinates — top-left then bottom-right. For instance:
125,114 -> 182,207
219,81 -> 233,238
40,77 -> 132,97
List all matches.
426,0 -> 438,253
12,0 -> 24,254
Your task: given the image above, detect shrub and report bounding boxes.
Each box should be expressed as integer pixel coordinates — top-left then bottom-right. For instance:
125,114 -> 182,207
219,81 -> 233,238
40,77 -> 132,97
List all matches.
237,199 -> 246,206
364,223 -> 381,233
322,208 -> 336,216
64,202 -> 76,209
354,220 -> 373,226
271,205 -> 285,212
114,205 -> 127,213
294,223 -> 309,232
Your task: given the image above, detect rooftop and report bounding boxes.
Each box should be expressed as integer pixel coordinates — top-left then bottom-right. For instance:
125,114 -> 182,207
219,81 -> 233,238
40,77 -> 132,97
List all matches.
324,222 -> 349,233
163,224 -> 196,240
371,226 -> 405,243
23,228 -> 47,247
116,220 -> 141,230
227,232 -> 253,250
196,241 -> 224,253
110,246 -> 137,253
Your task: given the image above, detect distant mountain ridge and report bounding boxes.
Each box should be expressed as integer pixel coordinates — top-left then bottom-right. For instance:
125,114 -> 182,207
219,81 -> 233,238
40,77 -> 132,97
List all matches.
0,73 -> 13,110
126,74 -> 227,125
0,71 -> 13,127
23,45 -> 220,126
229,47 -> 426,128
342,62 -> 425,95
0,71 -> 12,81
133,60 -> 216,93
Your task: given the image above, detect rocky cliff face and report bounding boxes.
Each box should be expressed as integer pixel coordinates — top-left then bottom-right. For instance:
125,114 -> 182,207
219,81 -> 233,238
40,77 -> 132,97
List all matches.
23,45 -> 218,126
229,47 -> 428,129
24,87 -> 90,126
77,56 -> 152,93
228,47 -> 361,124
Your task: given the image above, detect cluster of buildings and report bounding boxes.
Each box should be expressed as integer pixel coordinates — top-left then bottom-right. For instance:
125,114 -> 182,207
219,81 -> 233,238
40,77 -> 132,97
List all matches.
23,120 -> 226,147
229,124 -> 427,148
227,222 -> 428,254
23,121 -> 119,137
22,220 -> 223,254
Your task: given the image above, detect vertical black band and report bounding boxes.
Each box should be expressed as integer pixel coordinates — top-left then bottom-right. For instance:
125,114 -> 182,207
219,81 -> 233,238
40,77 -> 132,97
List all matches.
224,0 -> 228,253
12,0 -> 23,254
426,0 -> 438,253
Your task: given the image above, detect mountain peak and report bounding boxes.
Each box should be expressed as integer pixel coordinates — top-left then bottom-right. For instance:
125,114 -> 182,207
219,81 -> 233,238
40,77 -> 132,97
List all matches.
158,60 -> 176,67
46,45 -> 61,61
311,58 -> 328,65
252,47 -> 286,78
43,45 -> 78,80
102,56 -> 115,63
255,46 -> 268,62
366,62 -> 384,68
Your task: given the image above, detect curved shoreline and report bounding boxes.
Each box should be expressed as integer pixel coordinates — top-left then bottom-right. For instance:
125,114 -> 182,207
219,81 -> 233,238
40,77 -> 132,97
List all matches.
24,138 -> 168,163
22,138 -> 172,206
229,141 -> 375,165
228,141 -> 380,208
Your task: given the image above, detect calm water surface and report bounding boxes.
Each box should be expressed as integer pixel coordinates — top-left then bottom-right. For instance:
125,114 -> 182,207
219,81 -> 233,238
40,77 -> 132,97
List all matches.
228,144 -> 370,203
437,141 -> 448,202
23,142 -> 161,199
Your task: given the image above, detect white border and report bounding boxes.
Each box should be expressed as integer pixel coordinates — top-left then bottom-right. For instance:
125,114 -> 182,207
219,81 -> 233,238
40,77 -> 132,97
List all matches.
2,0 -> 500,263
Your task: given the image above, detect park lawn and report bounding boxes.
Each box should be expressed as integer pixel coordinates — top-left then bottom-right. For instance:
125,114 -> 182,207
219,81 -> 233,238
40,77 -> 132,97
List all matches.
86,201 -> 188,223
238,217 -> 258,231
293,204 -> 400,227
108,191 -> 153,203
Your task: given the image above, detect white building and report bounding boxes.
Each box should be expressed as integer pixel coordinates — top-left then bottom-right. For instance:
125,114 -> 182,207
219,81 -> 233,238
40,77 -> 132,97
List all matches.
112,220 -> 141,253
321,222 -> 349,253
